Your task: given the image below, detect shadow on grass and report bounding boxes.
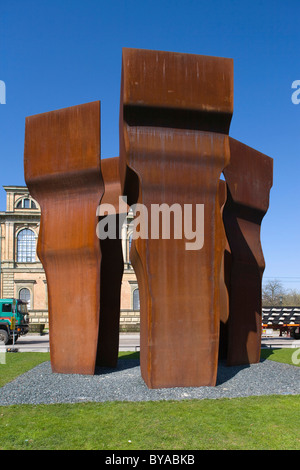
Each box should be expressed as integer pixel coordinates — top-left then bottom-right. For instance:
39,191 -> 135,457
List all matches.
260,349 -> 276,360
119,351 -> 140,361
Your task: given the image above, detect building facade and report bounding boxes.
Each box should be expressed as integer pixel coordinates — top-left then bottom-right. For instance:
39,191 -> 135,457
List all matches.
0,186 -> 140,330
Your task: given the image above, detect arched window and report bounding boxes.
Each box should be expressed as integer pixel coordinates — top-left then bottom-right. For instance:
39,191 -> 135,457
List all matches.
17,229 -> 36,263
19,288 -> 31,309
133,288 -> 140,311
16,198 -> 37,209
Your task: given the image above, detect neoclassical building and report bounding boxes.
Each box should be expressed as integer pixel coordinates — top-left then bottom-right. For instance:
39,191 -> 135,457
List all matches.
0,186 -> 140,330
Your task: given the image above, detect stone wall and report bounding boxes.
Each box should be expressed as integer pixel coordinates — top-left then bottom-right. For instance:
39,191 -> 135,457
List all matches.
28,309 -> 140,332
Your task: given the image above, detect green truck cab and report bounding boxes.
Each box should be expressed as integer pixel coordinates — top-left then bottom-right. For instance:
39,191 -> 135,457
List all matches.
0,298 -> 30,345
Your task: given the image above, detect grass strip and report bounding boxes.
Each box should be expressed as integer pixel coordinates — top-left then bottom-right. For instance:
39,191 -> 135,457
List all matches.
0,395 -> 299,450
260,347 -> 300,366
0,349 -> 299,450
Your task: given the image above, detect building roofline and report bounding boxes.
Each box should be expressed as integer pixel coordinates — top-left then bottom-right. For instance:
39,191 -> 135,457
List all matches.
3,185 -> 28,191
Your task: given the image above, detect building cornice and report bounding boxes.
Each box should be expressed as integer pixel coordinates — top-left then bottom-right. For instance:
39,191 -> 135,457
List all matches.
1,267 -> 45,273
3,185 -> 28,192
0,213 -> 40,222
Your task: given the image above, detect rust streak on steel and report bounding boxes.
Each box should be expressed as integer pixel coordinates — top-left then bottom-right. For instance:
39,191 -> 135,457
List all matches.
223,137 -> 273,366
119,48 -> 233,388
96,156 -> 128,368
24,101 -> 103,375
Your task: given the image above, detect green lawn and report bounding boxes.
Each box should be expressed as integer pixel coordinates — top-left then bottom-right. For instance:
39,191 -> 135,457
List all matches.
0,349 -> 299,450
0,396 -> 299,450
260,347 -> 300,366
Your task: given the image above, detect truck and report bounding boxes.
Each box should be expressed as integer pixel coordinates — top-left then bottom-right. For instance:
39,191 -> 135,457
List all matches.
0,298 -> 30,345
262,307 -> 300,339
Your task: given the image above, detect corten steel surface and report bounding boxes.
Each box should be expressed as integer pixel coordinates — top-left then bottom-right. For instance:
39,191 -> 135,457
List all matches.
120,48 -> 233,388
96,156 -> 128,368
24,101 -> 103,375
223,137 -> 273,366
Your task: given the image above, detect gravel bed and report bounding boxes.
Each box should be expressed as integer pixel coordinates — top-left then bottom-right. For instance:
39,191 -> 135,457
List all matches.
0,359 -> 299,406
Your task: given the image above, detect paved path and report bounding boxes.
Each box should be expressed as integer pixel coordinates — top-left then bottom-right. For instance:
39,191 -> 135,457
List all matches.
4,333 -> 140,352
261,336 -> 300,349
2,333 -> 300,353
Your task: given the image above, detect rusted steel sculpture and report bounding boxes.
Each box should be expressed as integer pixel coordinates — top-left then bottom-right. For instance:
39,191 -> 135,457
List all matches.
24,101 -> 103,375
96,156 -> 128,368
23,50 -> 272,387
119,47 -> 233,388
222,137 -> 273,366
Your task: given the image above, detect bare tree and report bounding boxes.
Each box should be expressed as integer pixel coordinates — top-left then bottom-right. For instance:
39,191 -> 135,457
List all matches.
283,289 -> 300,306
262,279 -> 285,306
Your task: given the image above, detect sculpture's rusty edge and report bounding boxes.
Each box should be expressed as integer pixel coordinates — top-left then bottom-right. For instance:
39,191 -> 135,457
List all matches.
223,137 -> 273,365
120,48 -> 233,388
24,101 -> 103,375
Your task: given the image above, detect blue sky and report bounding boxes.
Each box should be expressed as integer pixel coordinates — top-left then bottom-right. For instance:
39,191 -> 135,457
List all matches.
0,0 -> 299,290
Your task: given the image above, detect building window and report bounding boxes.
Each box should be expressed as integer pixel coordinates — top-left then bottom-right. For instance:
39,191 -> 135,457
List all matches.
16,198 -> 37,209
17,229 -> 36,262
133,288 -> 140,311
129,233 -> 132,251
127,233 -> 133,264
19,288 -> 31,309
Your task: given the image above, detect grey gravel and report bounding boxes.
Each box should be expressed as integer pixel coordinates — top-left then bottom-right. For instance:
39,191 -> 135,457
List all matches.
0,359 -> 299,406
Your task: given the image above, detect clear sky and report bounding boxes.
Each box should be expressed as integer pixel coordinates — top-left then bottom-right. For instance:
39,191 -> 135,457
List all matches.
0,0 -> 299,290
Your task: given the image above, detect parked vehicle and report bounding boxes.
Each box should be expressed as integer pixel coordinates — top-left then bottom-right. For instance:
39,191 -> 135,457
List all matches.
291,326 -> 300,339
0,298 -> 29,345
262,307 -> 300,339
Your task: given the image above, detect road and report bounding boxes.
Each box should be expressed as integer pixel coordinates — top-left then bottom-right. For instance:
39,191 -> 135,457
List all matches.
2,333 -> 300,353
4,333 -> 140,352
